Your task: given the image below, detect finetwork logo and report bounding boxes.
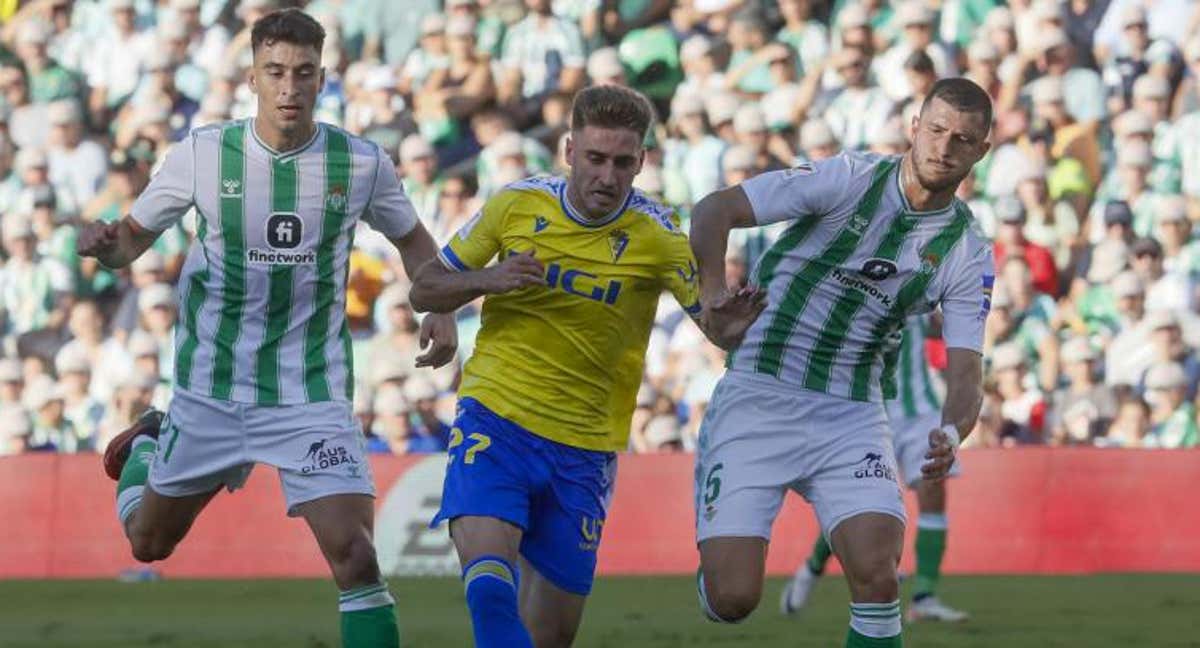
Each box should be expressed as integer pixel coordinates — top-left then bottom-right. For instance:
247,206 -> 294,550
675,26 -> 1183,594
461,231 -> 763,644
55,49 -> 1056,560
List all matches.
832,268 -> 893,306
247,248 -> 316,265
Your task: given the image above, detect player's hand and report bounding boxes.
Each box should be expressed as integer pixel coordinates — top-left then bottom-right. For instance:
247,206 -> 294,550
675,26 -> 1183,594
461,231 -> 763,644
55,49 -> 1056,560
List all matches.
416,312 -> 458,369
76,220 -> 121,258
701,284 -> 768,351
480,251 -> 545,294
921,428 -> 957,482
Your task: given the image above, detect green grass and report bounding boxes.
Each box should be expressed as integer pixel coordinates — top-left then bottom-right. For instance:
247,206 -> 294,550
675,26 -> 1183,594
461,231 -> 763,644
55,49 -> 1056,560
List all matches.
0,575 -> 1196,647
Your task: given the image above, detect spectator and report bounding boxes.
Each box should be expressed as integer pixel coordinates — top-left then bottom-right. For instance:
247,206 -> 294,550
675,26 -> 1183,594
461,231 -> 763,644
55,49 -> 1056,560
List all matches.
497,0 -> 586,127
875,1 -> 955,103
643,414 -> 684,452
0,407 -> 33,456
1143,362 -> 1199,448
993,196 -> 1060,296
816,46 -> 893,151
398,13 -> 449,99
1137,311 -> 1200,401
56,344 -> 102,446
992,342 -> 1048,444
367,384 -> 411,454
1005,28 -> 1106,130
1050,336 -> 1118,445
397,134 -> 440,226
775,0 -> 830,75
664,92 -> 725,206
413,14 -> 495,160
798,118 -> 841,162
0,213 -> 71,338
46,100 -> 107,207
403,375 -> 450,451
1131,236 -> 1195,312
24,374 -> 78,452
1104,396 -> 1154,447
0,359 -> 24,409
95,369 -> 157,451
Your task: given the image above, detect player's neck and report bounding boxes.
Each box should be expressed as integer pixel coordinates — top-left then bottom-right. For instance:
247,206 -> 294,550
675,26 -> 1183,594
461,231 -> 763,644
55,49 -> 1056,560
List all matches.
564,182 -> 621,222
899,154 -> 955,213
253,117 -> 317,155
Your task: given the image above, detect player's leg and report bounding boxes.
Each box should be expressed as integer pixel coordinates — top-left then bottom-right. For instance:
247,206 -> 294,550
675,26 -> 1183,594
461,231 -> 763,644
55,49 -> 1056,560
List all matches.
831,513 -> 906,647
515,449 -> 616,647
297,494 -> 399,648
907,478 -> 967,622
808,399 -> 907,647
451,516 -> 531,648
108,394 -> 245,562
517,556 -> 586,648
695,376 -> 810,623
698,536 -> 769,622
781,532 -> 834,615
431,398 -> 538,648
893,411 -> 966,622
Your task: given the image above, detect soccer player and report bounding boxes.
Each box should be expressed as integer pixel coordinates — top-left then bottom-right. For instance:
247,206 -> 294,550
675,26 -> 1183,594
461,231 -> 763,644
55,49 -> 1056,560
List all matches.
408,85 -> 763,648
76,10 -> 457,648
782,313 -> 970,622
689,78 -> 995,647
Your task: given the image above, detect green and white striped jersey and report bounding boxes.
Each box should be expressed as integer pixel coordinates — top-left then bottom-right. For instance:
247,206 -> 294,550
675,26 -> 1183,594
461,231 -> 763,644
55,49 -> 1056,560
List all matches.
884,315 -> 945,421
731,152 -> 993,403
131,119 -> 419,405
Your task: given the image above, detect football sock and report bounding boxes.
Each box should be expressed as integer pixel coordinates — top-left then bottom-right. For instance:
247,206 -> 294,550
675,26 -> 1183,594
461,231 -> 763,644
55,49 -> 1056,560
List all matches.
462,555 -> 533,648
846,601 -> 902,647
338,582 -> 400,648
913,513 -> 948,601
806,535 -> 834,575
115,435 -> 157,526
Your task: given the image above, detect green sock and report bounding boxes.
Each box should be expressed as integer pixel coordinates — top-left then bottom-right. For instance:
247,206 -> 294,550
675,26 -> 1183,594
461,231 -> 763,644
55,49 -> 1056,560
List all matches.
115,437 -> 157,525
846,627 -> 902,647
913,524 -> 947,600
339,584 -> 400,648
806,535 -> 833,575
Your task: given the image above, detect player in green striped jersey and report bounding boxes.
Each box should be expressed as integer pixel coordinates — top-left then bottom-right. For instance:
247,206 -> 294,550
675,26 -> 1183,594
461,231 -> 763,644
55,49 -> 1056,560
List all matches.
689,79 -> 995,647
77,10 -> 455,648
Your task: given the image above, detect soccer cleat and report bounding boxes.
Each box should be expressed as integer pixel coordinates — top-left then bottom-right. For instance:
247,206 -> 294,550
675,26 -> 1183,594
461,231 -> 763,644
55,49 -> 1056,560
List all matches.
780,566 -> 819,615
103,408 -> 165,481
906,596 -> 969,623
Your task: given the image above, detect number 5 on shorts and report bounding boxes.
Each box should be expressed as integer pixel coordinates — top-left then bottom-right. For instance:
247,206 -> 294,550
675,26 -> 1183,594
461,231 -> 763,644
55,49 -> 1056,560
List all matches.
703,463 -> 723,505
448,427 -> 491,465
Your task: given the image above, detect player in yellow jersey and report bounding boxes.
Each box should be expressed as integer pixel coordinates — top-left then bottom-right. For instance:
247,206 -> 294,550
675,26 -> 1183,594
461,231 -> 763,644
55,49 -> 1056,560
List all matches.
409,85 -> 764,647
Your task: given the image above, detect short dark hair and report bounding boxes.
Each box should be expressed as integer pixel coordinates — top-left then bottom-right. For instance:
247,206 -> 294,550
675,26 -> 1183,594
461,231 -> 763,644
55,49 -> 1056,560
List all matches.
903,50 -> 935,75
570,85 -> 655,140
920,77 -> 993,134
251,8 -> 325,55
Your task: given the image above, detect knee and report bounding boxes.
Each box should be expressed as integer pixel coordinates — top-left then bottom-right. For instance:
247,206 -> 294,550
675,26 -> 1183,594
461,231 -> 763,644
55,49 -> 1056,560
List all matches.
702,576 -> 761,623
846,563 -> 899,602
128,530 -> 175,563
328,535 -> 380,586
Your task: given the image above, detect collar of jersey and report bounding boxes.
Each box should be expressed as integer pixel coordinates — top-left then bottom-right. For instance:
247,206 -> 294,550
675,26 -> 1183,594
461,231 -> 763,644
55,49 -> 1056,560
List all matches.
892,157 -> 955,217
248,118 -> 323,162
557,181 -> 632,228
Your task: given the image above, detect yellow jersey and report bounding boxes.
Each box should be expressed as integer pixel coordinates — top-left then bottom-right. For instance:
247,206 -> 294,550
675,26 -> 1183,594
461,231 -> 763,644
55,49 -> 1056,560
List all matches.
438,175 -> 701,451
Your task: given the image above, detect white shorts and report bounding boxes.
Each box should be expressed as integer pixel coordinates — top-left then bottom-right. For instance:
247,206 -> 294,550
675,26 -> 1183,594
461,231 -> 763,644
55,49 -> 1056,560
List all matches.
695,371 -> 905,544
148,388 -> 375,516
887,406 -> 961,488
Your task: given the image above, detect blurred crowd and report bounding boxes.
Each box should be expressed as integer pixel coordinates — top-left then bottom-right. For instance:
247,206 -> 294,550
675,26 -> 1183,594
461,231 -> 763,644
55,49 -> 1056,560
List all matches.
0,0 -> 1197,457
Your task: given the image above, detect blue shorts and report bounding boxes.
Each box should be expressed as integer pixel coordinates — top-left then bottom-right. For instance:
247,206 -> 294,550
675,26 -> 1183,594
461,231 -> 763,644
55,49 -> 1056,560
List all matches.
431,398 -> 617,595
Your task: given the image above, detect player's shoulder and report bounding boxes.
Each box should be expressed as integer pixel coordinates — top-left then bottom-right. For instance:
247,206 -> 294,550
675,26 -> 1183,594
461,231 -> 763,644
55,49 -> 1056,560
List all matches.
486,174 -> 563,213
320,122 -> 390,163
779,150 -> 891,192
949,199 -> 993,262
624,189 -> 683,236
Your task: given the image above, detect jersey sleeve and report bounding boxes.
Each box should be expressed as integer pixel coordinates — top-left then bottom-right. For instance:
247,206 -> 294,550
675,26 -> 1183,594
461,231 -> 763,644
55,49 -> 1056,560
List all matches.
437,193 -> 506,272
660,231 -> 702,318
130,137 -> 194,232
362,145 -> 419,239
940,238 -> 995,353
739,152 -> 856,225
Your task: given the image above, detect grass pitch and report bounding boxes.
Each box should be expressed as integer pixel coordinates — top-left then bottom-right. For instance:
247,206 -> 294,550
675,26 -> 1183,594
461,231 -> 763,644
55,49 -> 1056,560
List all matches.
0,574 -> 1196,647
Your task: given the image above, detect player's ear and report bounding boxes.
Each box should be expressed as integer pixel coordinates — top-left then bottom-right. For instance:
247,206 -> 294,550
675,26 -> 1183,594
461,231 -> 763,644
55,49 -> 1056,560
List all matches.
319,66 -> 327,92
564,134 -> 574,161
247,68 -> 257,93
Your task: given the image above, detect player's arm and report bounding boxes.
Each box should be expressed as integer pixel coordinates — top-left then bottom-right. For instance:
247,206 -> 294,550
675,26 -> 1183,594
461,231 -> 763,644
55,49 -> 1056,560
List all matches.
408,193 -> 546,314
363,145 -> 460,368
689,186 -> 757,305
76,217 -> 161,269
923,240 -> 995,481
78,136 -> 195,268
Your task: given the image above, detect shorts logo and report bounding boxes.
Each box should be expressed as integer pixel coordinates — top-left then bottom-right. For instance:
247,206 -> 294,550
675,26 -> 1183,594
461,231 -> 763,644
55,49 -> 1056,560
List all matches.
300,437 -> 361,475
860,258 -> 898,281
579,517 -> 604,551
853,452 -> 896,482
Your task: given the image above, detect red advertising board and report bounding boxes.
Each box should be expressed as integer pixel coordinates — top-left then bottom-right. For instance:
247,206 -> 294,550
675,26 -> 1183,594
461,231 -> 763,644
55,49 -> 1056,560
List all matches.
0,449 -> 1197,579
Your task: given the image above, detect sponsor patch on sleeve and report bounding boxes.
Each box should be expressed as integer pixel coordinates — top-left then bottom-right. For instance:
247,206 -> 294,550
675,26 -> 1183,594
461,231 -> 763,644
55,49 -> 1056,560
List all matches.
786,162 -> 816,176
979,274 -> 995,320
